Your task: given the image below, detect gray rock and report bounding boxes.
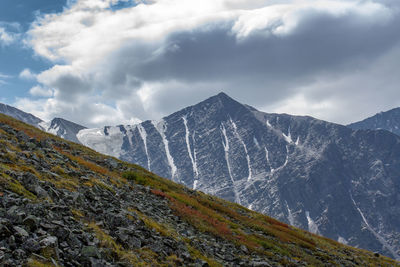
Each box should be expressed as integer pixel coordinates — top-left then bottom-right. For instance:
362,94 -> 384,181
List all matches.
23,215 -> 40,231
40,236 -> 58,247
13,226 -> 29,239
12,249 -> 26,259
23,238 -> 41,253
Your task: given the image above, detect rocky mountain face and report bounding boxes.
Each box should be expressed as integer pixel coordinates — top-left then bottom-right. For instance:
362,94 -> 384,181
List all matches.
39,118 -> 87,144
77,93 -> 400,260
0,103 -> 86,143
2,114 -> 398,266
348,107 -> 400,136
0,103 -> 43,127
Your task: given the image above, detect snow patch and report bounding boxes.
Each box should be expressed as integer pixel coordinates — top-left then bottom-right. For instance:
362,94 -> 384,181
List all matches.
295,136 -> 300,146
282,126 -> 293,143
231,119 -> 252,181
338,236 -> 348,245
253,137 -> 260,149
265,147 -> 275,174
152,120 -> 177,179
305,211 -> 320,234
282,145 -> 289,168
266,120 -> 272,127
220,124 -> 241,205
77,127 -> 124,158
286,202 -> 295,226
350,194 -> 399,260
182,117 -> 198,178
38,121 -> 50,131
137,124 -> 151,171
193,180 -> 199,190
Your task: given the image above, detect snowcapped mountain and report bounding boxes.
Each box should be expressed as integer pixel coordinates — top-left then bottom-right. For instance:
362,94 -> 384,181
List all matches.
39,118 -> 86,144
0,103 -> 43,127
77,93 -> 400,259
348,107 -> 400,136
0,103 -> 86,143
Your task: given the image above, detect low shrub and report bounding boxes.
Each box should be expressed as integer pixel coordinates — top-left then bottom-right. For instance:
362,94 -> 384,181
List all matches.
122,171 -> 147,185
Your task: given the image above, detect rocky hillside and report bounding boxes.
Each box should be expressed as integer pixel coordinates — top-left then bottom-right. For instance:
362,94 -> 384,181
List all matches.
1,114 -> 399,266
348,107 -> 400,136
77,93 -> 400,259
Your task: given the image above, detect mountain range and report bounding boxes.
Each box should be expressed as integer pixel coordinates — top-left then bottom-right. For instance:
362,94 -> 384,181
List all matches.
1,93 -> 400,260
0,103 -> 86,144
3,113 -> 398,266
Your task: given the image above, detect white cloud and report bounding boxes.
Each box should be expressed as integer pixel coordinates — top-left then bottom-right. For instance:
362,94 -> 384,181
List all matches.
21,0 -> 400,126
0,22 -> 21,46
29,86 -> 53,97
0,27 -> 15,45
19,69 -> 37,80
0,73 -> 11,86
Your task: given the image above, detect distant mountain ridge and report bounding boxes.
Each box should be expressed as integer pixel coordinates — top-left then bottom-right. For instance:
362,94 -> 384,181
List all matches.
77,93 -> 400,259
348,107 -> 400,136
0,102 -> 86,143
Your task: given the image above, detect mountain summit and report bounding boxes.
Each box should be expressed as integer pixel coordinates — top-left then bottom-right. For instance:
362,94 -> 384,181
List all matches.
77,93 -> 400,259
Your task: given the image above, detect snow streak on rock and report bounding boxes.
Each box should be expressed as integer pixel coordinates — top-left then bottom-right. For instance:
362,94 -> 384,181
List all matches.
286,202 -> 295,226
193,180 -> 199,190
137,124 -> 151,171
182,117 -> 198,178
220,124 -> 241,205
350,194 -> 399,260
152,120 -> 177,180
231,119 -> 252,181
282,126 -> 293,143
305,211 -> 320,234
338,236 -> 348,245
265,147 -> 274,174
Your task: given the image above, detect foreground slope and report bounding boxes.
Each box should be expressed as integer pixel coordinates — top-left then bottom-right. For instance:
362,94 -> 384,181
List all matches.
77,93 -> 400,259
0,114 -> 398,266
348,107 -> 400,136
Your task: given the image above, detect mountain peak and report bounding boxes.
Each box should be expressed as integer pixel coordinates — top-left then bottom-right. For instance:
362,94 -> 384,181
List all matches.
211,91 -> 237,103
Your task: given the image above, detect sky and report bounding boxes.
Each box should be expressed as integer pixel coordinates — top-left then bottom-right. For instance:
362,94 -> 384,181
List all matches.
0,0 -> 400,128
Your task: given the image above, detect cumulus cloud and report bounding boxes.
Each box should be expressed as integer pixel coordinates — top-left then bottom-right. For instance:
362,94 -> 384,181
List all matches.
29,86 -> 53,97
19,0 -> 400,127
0,22 -> 21,46
0,28 -> 15,45
19,69 -> 37,80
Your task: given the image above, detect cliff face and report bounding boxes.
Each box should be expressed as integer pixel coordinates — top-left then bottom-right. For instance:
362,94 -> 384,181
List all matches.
1,114 -> 398,266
